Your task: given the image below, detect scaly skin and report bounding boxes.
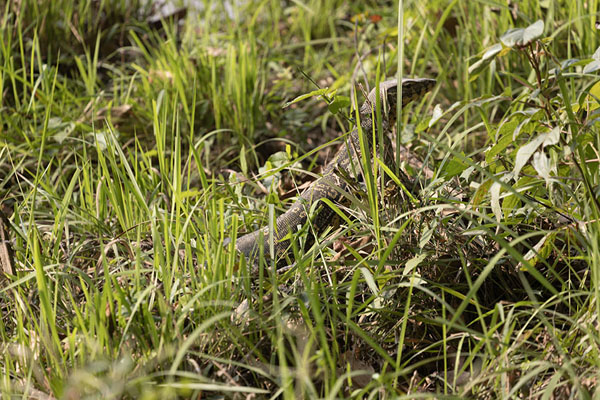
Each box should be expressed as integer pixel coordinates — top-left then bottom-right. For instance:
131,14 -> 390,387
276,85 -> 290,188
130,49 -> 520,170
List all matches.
235,78 -> 436,265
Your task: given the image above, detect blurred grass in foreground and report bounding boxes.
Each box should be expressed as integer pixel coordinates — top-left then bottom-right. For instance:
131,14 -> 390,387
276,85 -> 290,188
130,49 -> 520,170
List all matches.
0,0 -> 599,398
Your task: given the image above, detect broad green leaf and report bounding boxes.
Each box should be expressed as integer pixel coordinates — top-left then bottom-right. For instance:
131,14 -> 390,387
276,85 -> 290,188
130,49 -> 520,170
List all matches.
513,127 -> 559,177
514,175 -> 535,189
561,58 -> 582,69
360,267 -> 379,295
490,180 -> 502,222
419,220 -> 437,249
53,122 -> 75,144
48,117 -> 63,129
472,179 -> 492,207
483,43 -> 503,60
500,28 -> 525,47
513,135 -> 546,177
468,58 -> 489,77
283,88 -> 328,108
486,118 -> 520,163
502,193 -> 520,219
327,95 -> 350,114
429,104 -> 443,127
417,117 -> 432,132
268,151 -> 291,166
404,253 -> 427,275
500,20 -> 544,47
583,60 -> 600,74
522,20 -> 544,44
543,126 -> 560,147
589,80 -> 600,99
468,44 -> 504,77
440,153 -> 471,179
576,81 -> 600,112
512,117 -> 531,141
532,151 -> 555,185
486,133 -> 514,164
520,232 -> 556,269
92,131 -> 110,151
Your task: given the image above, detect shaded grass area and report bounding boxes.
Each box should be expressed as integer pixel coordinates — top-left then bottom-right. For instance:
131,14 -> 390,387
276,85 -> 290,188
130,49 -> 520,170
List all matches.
1,0 -> 599,398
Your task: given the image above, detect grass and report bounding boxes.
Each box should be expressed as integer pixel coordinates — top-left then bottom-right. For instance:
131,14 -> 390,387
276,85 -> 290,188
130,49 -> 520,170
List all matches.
1,0 -> 599,398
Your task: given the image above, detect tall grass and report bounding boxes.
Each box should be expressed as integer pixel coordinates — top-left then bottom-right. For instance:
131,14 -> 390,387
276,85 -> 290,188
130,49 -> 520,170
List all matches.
1,0 -> 599,398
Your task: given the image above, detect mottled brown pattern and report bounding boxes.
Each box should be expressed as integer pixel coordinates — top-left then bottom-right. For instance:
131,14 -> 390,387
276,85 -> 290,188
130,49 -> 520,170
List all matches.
235,78 -> 436,266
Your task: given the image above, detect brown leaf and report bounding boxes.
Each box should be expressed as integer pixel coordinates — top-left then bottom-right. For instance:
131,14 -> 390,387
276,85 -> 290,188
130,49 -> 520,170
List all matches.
0,208 -> 15,275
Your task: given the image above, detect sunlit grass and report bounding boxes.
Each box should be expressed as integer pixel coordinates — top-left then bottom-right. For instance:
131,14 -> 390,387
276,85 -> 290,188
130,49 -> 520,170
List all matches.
0,0 -> 599,398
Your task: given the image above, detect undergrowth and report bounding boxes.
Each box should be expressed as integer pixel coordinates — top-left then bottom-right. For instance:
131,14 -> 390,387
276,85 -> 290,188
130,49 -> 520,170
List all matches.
0,0 -> 599,398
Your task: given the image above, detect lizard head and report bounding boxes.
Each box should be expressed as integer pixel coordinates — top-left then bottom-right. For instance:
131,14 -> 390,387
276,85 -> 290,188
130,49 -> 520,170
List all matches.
359,78 -> 436,120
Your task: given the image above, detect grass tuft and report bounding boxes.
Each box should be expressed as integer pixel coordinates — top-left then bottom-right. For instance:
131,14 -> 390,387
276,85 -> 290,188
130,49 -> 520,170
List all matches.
1,1 -> 599,398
